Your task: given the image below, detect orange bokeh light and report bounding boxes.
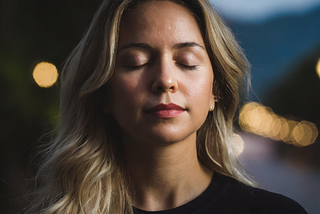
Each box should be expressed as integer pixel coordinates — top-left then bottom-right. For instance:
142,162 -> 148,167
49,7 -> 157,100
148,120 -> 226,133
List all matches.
239,102 -> 318,147
33,62 -> 58,88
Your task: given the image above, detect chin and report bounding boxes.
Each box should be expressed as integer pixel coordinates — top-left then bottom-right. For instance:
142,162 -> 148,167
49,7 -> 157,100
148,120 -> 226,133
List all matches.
139,129 -> 198,146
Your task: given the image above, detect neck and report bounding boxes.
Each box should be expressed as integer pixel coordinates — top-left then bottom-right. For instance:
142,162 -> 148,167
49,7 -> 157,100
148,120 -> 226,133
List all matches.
123,133 -> 213,211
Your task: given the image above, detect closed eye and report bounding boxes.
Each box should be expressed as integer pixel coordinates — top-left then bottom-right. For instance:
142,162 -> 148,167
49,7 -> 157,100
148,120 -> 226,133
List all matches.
125,64 -> 147,70
177,63 -> 199,71
125,63 -> 198,71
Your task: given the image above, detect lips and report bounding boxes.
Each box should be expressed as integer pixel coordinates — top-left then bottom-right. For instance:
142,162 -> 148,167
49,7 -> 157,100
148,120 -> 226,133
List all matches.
144,103 -> 185,118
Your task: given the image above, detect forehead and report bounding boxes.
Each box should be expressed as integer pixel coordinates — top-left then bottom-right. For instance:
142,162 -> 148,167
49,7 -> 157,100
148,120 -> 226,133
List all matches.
118,1 -> 204,47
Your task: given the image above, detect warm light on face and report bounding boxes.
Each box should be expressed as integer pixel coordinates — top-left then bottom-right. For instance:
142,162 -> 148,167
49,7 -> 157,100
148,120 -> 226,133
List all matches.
33,62 -> 59,88
108,1 -> 215,145
316,58 -> 320,79
239,102 -> 319,147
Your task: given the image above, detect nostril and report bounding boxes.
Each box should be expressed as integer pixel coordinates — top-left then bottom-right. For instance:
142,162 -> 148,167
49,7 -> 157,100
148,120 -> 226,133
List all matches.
157,86 -> 163,91
151,77 -> 178,93
154,85 -> 174,93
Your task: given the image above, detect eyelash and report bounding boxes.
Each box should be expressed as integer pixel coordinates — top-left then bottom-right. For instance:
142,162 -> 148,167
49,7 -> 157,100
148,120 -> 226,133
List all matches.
125,63 -> 199,71
178,64 -> 199,71
126,65 -> 145,70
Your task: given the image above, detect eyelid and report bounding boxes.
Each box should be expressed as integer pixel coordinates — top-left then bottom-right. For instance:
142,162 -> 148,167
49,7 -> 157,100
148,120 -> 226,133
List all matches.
176,62 -> 199,71
124,63 -> 149,70
117,52 -> 150,65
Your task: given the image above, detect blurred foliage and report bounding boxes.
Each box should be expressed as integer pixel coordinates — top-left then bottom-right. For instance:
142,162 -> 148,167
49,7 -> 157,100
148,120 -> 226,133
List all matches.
264,43 -> 320,168
0,0 -> 101,213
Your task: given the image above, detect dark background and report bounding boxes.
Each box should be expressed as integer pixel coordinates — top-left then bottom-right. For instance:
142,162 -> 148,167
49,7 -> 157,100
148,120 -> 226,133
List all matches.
1,0 -> 319,213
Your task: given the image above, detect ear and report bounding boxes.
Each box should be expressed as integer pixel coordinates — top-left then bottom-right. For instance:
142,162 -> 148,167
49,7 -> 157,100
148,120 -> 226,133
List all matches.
209,94 -> 216,111
210,77 -> 219,111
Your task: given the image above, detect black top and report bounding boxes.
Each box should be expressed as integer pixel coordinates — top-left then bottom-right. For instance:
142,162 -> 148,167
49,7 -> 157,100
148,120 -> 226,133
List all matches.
133,172 -> 307,214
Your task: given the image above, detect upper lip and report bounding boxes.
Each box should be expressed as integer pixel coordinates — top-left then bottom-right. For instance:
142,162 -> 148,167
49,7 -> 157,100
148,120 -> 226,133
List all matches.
144,103 -> 185,112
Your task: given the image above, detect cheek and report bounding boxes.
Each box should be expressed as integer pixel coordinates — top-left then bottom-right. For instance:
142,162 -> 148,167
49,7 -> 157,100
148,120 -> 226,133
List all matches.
113,78 -> 135,97
109,75 -> 144,111
186,76 -> 213,105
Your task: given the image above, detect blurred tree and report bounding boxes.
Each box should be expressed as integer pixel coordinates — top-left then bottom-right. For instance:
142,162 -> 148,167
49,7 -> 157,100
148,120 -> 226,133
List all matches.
0,0 -> 101,213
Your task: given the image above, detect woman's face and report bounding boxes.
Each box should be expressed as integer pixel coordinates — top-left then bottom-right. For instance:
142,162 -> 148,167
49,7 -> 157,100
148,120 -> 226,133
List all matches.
108,1 -> 215,145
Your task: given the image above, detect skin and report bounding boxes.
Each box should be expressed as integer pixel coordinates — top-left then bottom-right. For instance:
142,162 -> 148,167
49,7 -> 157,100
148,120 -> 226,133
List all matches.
108,1 -> 216,211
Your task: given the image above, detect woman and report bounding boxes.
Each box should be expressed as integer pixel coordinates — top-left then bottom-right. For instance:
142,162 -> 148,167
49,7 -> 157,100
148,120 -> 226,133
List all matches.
29,0 -> 307,213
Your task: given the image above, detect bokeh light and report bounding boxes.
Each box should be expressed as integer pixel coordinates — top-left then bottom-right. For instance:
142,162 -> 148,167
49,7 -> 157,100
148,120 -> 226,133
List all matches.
316,58 -> 320,79
239,102 -> 319,147
232,133 -> 244,156
292,121 -> 319,147
33,62 -> 58,88
280,120 -> 298,144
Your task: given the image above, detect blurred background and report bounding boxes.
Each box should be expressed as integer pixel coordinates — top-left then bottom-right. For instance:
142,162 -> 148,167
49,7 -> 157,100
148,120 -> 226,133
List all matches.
0,0 -> 319,213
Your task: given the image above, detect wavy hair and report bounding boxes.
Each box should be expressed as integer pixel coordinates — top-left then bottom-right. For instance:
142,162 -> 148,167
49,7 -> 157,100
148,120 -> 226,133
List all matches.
29,0 -> 253,213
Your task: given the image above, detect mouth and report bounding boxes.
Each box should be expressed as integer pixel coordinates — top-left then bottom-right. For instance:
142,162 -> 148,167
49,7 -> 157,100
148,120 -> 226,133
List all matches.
144,103 -> 185,118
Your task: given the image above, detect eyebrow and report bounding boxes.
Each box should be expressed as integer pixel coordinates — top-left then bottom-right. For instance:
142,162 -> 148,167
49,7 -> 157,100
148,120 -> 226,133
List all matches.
118,43 -> 152,53
117,42 -> 205,53
173,42 -> 205,50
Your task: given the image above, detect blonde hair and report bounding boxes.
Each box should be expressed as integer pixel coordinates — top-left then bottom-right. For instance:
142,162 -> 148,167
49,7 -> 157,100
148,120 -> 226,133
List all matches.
29,0 -> 253,213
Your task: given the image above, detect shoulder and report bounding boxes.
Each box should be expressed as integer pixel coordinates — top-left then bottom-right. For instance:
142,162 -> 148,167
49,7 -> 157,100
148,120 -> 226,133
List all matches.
206,173 -> 308,214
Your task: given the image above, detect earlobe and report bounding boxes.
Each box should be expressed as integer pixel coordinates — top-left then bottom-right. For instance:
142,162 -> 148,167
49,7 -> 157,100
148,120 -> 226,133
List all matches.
209,94 -> 216,112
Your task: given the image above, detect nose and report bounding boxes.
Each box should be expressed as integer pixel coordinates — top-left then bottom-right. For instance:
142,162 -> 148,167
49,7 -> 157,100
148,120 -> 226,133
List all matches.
151,61 -> 178,93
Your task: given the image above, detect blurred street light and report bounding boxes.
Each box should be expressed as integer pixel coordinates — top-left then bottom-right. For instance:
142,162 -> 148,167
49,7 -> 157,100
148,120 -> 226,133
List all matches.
33,62 -> 58,88
316,58 -> 320,79
239,102 -> 318,147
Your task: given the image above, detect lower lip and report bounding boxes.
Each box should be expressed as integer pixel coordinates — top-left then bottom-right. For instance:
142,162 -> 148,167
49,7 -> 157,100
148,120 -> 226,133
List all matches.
146,110 -> 184,118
